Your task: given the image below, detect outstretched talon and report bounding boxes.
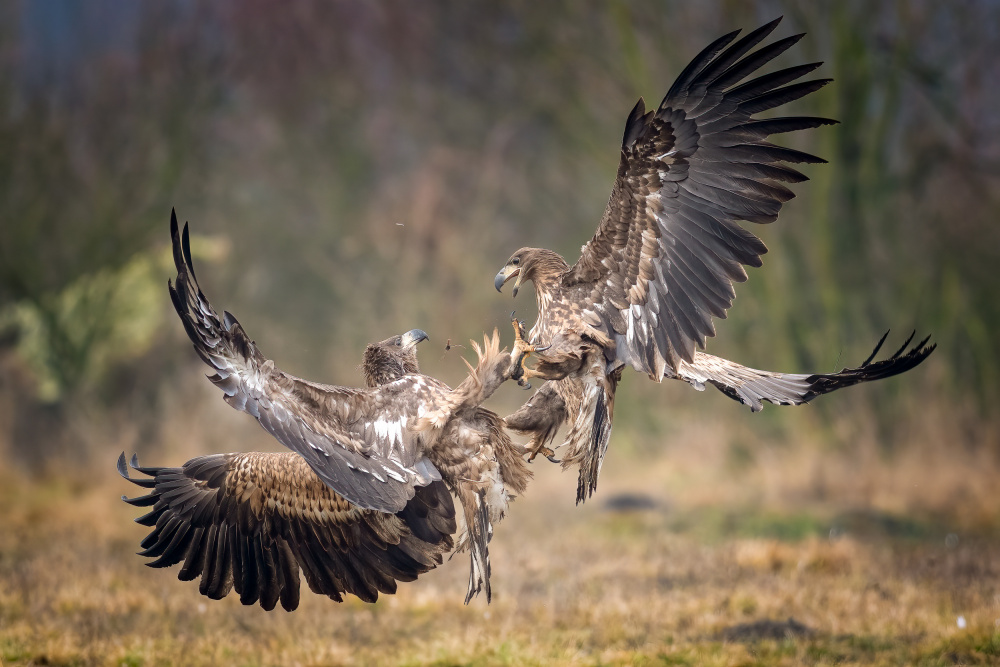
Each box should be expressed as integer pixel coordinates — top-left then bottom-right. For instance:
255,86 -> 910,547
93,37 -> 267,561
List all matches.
522,441 -> 560,464
508,312 -> 548,387
530,447 -> 561,464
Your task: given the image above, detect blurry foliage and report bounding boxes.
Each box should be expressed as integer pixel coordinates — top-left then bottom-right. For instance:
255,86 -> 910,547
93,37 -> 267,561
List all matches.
1,0 -> 998,463
1,250 -> 166,402
0,236 -> 229,402
0,2 -> 218,400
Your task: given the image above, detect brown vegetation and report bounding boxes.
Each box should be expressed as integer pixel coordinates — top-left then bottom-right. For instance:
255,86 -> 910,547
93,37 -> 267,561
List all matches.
1,413 -> 998,665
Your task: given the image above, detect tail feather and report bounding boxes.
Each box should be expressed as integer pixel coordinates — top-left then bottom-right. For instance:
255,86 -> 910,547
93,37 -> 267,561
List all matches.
574,384 -> 612,504
461,490 -> 492,605
572,367 -> 620,505
555,365 -> 621,505
673,331 -> 935,411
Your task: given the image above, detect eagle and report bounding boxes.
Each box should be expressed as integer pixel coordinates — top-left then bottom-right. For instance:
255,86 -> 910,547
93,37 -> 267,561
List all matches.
494,18 -> 935,503
119,211 -> 532,609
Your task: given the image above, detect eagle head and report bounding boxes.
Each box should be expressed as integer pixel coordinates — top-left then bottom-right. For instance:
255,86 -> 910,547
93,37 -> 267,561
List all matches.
362,328 -> 428,387
495,248 -> 568,298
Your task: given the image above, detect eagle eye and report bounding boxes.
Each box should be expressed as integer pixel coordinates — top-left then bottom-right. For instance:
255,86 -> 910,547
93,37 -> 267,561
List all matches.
394,338 -> 402,346
511,257 -> 520,266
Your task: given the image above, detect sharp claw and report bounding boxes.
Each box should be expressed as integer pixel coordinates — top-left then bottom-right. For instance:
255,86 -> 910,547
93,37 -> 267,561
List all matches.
523,444 -> 558,464
519,380 -> 531,390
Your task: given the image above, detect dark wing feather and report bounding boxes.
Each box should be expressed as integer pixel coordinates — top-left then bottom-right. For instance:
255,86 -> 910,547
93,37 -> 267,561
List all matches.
168,211 -> 454,512
672,332 -> 936,411
119,451 -> 456,610
563,19 -> 837,376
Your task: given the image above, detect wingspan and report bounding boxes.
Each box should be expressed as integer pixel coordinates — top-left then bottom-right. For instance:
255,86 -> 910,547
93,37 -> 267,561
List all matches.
168,211 -> 447,512
563,18 -> 837,377
118,452 -> 455,610
672,331 -> 936,411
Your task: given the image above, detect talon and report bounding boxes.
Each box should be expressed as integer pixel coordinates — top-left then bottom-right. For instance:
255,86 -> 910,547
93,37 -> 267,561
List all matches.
508,312 -> 551,384
521,438 -> 559,463
525,444 -> 558,463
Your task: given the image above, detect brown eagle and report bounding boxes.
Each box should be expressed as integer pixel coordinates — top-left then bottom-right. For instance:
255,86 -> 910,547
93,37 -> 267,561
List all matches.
495,19 -> 935,503
119,211 -> 532,609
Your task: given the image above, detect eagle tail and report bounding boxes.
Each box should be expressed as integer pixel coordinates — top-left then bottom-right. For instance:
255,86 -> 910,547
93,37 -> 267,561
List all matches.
459,489 -> 492,605
558,366 -> 621,504
573,383 -> 614,505
673,331 -> 935,411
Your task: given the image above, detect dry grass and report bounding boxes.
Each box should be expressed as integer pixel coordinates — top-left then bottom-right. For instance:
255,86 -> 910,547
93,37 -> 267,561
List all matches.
2,416 -> 999,667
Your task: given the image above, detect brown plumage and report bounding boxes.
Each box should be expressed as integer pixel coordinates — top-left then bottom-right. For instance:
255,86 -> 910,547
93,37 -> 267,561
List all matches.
118,451 -> 454,611
496,19 -> 935,503
120,210 -> 532,608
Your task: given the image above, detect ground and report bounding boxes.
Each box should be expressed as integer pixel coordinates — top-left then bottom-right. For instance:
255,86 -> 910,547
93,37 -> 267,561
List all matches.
1,421 -> 998,667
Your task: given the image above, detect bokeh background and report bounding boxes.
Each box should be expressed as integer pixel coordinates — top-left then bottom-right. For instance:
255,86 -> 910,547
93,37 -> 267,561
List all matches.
1,1 -> 999,665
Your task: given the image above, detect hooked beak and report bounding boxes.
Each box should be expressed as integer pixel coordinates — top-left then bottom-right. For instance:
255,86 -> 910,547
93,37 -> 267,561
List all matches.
494,265 -> 522,298
400,329 -> 429,349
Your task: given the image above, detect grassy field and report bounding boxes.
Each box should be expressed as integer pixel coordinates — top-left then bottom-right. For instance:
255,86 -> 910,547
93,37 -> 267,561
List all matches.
2,404 -> 998,667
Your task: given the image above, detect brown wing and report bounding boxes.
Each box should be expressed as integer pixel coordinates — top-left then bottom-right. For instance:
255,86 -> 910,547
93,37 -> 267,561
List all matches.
169,212 -> 450,513
563,18 -> 837,376
674,332 -> 935,411
118,452 -> 455,610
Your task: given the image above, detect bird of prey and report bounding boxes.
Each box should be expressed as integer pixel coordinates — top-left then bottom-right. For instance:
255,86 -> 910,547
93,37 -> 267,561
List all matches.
119,211 -> 532,608
494,18 -> 935,503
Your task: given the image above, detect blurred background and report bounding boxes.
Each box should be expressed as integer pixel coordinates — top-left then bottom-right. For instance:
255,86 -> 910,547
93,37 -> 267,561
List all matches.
2,0 -> 998,495
1,1 -> 999,664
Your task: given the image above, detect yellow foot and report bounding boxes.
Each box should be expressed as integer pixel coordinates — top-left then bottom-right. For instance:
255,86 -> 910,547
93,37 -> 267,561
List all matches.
523,441 -> 560,464
509,312 -> 548,388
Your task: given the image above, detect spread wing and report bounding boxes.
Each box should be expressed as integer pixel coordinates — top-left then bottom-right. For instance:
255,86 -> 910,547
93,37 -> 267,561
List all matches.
118,452 -> 455,610
563,18 -> 837,377
169,211 -> 450,513
673,331 -> 936,411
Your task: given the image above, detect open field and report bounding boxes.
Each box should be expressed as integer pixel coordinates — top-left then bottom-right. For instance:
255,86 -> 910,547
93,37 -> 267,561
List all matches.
2,411 -> 998,667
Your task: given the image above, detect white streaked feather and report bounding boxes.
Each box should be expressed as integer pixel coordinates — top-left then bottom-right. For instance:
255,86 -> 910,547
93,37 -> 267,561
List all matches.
373,417 -> 404,445
383,465 -> 406,483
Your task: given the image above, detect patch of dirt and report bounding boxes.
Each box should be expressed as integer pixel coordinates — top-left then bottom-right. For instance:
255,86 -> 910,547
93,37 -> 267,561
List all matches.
719,617 -> 816,642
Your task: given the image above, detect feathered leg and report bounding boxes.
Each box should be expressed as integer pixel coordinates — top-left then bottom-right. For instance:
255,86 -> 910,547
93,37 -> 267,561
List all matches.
504,381 -> 568,463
